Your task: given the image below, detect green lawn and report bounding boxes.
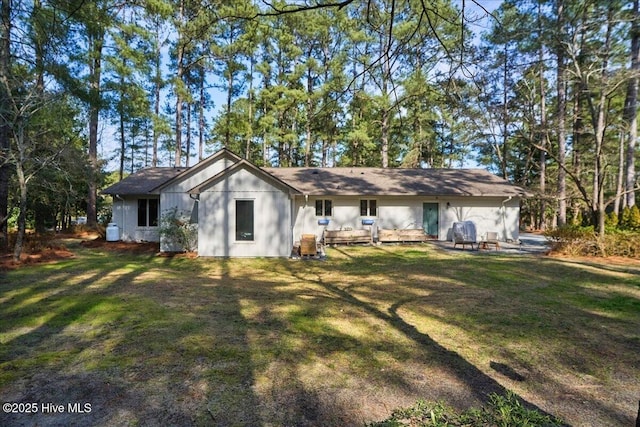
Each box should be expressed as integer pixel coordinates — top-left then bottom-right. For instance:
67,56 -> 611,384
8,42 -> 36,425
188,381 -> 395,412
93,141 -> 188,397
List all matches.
1,242 -> 639,426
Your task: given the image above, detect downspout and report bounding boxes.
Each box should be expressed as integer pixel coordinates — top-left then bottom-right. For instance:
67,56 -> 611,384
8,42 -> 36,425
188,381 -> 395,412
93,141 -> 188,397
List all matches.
502,196 -> 513,241
295,193 -> 304,250
189,193 -> 199,253
114,194 -> 124,240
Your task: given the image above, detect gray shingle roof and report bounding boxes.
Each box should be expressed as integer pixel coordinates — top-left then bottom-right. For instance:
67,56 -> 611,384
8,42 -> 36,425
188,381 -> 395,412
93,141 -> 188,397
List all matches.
102,160 -> 528,198
264,167 -> 528,197
102,167 -> 186,195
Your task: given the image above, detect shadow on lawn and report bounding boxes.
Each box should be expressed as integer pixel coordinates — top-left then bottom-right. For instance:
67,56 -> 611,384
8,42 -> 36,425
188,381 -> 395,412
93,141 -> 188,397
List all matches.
313,246 -> 639,426
2,243 -> 638,426
0,249 -> 214,426
283,265 -> 557,419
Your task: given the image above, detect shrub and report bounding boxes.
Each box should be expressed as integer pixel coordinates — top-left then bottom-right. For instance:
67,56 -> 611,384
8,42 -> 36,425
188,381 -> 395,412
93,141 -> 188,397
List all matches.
620,205 -> 640,231
544,226 -> 599,256
605,211 -> 619,228
544,226 -> 640,258
158,207 -> 198,252
368,391 -> 563,426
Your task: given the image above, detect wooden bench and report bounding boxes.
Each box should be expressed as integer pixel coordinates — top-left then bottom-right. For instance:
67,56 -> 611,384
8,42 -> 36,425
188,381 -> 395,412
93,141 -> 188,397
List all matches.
378,228 -> 428,243
323,229 -> 371,245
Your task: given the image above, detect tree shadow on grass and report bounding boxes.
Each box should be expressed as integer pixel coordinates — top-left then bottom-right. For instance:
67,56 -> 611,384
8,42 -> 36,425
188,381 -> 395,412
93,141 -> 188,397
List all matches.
313,245 -> 640,425
0,248 -> 210,426
280,248 -> 576,422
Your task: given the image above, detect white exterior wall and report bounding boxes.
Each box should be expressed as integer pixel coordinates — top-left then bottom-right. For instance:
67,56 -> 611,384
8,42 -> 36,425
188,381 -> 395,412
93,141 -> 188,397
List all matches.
292,196 -> 428,241
292,195 -> 521,243
157,156 -> 235,251
111,197 -> 160,242
441,196 -> 520,242
198,168 -> 292,257
158,192 -> 198,252
162,157 -> 236,194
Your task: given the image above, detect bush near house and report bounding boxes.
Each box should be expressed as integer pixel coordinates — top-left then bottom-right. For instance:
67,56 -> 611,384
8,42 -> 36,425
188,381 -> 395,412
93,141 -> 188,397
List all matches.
158,207 -> 198,252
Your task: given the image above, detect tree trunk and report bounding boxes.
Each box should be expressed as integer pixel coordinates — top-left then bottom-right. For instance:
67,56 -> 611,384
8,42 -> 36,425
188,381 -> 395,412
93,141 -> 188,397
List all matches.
305,63 -> 313,167
0,0 -> 10,251
589,6 -> 614,235
199,66 -> 205,162
225,60 -> 233,148
501,43 -> 509,179
174,0 -> 185,167
118,68 -> 126,180
538,8 -> 547,231
615,131 -> 625,215
152,21 -> 161,168
625,0 -> 639,207
186,102 -> 191,167
380,30 -> 391,168
14,164 -> 27,262
246,54 -> 254,160
556,0 -> 567,226
87,28 -> 104,229
13,126 -> 27,262
175,87 -> 183,167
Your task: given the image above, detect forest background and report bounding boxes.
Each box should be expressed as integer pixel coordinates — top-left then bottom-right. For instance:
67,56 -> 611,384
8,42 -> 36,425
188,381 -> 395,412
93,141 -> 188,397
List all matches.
1,0 -> 639,259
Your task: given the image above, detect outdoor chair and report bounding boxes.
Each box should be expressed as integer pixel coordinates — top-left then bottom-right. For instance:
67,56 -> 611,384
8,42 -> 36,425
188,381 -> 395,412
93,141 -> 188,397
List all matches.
478,231 -> 500,250
452,221 -> 477,250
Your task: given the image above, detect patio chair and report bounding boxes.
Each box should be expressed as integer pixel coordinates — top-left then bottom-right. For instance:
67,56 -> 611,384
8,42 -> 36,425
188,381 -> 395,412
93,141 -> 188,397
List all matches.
479,231 -> 500,250
452,221 -> 477,250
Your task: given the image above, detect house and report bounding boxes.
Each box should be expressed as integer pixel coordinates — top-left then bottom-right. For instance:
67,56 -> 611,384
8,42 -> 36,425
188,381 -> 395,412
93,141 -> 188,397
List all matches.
102,149 -> 529,257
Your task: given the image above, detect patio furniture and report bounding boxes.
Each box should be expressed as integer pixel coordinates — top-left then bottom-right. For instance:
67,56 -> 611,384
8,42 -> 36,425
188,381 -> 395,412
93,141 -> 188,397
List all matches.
323,229 -> 371,245
478,231 -> 500,250
377,227 -> 428,243
452,221 -> 477,250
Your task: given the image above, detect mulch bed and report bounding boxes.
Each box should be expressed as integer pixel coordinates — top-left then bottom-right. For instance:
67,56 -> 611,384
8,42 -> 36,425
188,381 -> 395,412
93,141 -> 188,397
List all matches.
79,238 -> 160,254
0,234 -> 160,271
0,246 -> 75,270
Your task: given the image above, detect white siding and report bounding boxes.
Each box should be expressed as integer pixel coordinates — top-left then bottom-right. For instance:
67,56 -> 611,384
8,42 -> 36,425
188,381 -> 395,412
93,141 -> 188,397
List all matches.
441,196 -> 520,242
162,157 -> 235,193
198,168 -> 292,257
159,192 -> 198,252
156,155 -> 235,251
111,197 -> 160,242
292,195 -> 521,243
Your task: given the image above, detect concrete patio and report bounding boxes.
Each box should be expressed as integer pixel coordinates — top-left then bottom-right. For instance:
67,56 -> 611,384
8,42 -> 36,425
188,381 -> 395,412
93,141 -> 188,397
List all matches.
430,232 -> 551,255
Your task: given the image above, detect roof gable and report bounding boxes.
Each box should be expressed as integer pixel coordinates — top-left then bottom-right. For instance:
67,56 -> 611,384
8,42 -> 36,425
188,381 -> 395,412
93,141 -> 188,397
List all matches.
189,159 -> 301,195
152,149 -> 243,192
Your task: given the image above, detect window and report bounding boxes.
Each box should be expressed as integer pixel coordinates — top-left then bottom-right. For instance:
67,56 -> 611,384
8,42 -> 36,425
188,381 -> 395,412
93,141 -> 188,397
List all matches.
360,199 -> 377,216
137,198 -> 159,227
236,200 -> 254,241
315,199 -> 332,216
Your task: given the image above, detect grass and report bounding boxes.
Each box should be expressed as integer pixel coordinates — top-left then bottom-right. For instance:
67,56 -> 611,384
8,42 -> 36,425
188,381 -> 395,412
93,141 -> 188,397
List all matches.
1,242 -> 639,426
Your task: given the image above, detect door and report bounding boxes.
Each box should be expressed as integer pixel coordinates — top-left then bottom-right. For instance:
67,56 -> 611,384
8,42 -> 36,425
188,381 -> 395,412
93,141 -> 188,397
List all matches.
422,203 -> 439,238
